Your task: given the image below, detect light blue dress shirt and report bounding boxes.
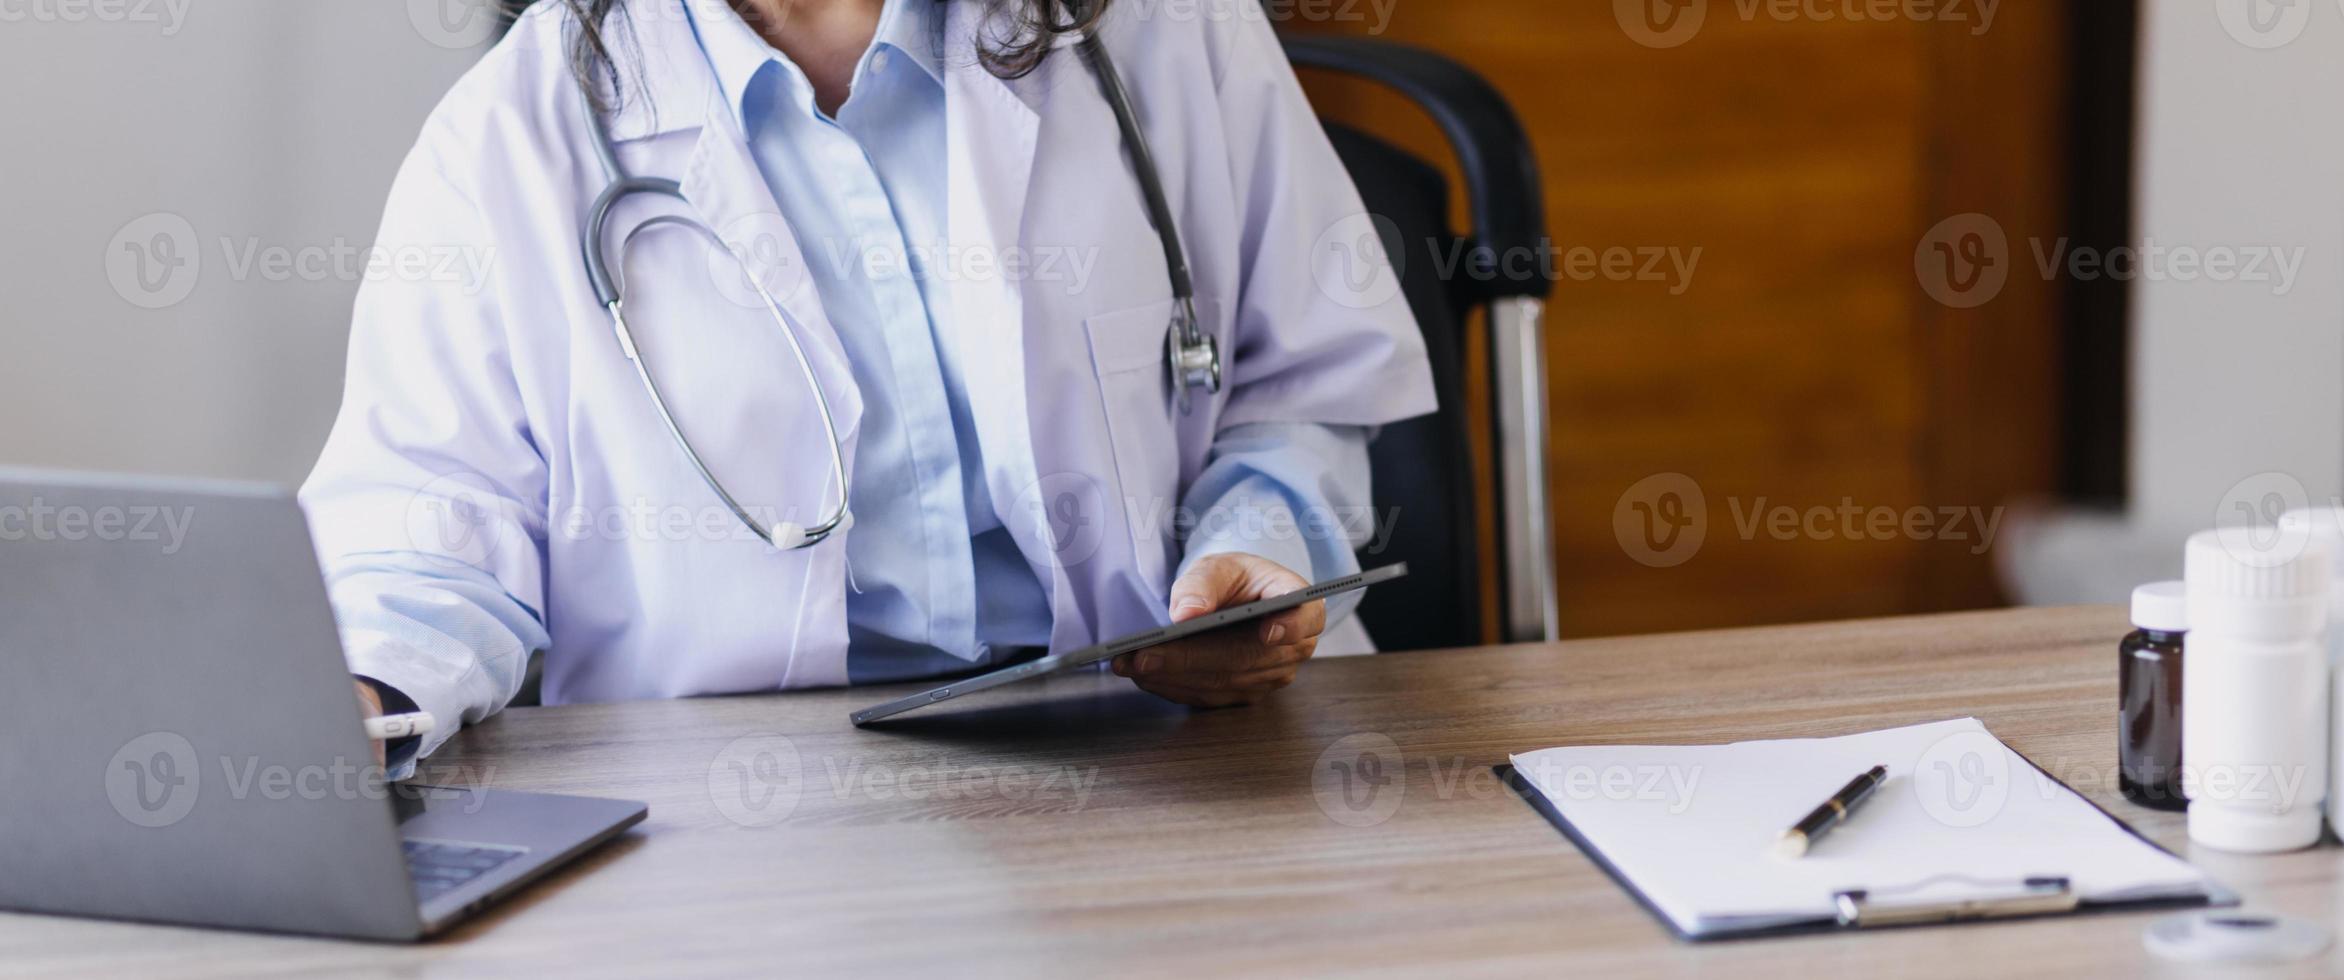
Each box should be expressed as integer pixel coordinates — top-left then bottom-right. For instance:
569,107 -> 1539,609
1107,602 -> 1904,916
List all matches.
682,0 -> 1373,682
688,0 -> 1044,682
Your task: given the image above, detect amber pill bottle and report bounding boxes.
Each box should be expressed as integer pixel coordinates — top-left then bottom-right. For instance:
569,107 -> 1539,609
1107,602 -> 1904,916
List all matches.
2120,581 -> 2188,811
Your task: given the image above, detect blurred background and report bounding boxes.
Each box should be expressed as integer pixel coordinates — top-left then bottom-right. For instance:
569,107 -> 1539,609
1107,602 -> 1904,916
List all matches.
3,0 -> 2338,640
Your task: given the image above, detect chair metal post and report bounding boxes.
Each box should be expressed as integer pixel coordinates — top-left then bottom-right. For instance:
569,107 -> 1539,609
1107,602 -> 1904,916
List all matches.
1490,296 -> 1559,643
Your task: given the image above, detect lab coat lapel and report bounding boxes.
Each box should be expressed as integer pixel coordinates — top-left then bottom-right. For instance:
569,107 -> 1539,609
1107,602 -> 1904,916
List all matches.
676,88 -> 860,420
671,79 -> 858,689
942,5 -> 1095,646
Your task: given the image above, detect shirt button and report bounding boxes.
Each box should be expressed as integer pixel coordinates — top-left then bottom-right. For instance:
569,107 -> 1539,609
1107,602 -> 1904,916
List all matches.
870,50 -> 892,73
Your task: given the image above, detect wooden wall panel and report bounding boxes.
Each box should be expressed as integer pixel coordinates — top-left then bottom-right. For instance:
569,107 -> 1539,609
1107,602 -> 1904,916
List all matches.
1290,2 -> 2066,638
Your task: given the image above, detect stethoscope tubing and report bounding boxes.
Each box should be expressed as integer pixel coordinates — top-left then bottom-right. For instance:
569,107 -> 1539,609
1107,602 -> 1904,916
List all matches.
579,84 -> 854,549
606,218 -> 855,547
574,26 -> 1214,551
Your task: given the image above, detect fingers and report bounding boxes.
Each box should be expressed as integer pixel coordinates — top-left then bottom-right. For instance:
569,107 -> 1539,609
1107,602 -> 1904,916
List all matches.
1111,622 -> 1311,672
1166,663 -> 1303,692
1140,554 -> 1322,708
1141,658 -> 1308,697
1256,599 -> 1325,647
1130,668 -> 1299,708
1112,631 -> 1312,677
1134,658 -> 1304,702
1168,553 -> 1255,622
1167,552 -> 1314,621
1114,629 -> 1314,710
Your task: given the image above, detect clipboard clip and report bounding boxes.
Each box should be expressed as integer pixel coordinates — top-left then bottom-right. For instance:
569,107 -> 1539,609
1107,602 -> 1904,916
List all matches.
1832,875 -> 2077,929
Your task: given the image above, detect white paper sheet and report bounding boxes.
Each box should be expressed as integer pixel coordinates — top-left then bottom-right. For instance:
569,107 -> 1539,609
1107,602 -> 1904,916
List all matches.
1510,718 -> 2216,935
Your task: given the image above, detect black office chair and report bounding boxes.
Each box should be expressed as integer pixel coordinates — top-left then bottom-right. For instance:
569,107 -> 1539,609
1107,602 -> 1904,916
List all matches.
1281,35 -> 1559,650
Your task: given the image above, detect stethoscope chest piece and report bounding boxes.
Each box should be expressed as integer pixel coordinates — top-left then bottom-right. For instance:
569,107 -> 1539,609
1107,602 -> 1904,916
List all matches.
1167,298 -> 1220,414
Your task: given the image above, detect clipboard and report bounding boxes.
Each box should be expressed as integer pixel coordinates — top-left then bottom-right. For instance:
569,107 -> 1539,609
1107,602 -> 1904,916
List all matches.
1497,720 -> 2238,942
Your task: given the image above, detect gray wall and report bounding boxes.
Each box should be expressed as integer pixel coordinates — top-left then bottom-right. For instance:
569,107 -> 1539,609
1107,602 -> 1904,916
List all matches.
0,0 -> 495,485
1999,0 -> 2344,604
2132,0 -> 2344,530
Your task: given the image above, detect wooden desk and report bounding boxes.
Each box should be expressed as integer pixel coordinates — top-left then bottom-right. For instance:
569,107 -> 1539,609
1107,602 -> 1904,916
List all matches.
10,606 -> 2344,977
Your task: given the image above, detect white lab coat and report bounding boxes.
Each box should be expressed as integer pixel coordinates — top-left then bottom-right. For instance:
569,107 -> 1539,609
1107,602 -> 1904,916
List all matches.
302,0 -> 1435,716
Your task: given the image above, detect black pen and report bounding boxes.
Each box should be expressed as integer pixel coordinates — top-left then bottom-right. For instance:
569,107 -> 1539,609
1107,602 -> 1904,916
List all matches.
1774,765 -> 1888,858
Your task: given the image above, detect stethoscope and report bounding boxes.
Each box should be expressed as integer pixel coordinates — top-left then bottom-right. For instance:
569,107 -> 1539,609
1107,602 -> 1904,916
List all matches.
578,30 -> 1219,552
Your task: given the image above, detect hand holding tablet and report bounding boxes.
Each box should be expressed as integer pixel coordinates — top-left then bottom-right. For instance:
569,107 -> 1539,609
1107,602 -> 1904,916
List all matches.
850,564 -> 1408,725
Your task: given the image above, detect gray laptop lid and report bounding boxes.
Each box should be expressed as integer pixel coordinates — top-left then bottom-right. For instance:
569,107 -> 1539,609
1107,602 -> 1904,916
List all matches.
0,469 -> 424,940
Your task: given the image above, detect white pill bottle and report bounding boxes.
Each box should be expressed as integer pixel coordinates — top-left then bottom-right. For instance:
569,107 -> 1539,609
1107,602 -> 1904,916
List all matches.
2182,528 -> 2331,852
2277,506 -> 2344,839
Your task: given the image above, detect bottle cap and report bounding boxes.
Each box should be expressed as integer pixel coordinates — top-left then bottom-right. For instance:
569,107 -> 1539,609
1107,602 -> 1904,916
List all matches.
2184,529 -> 2330,639
2281,506 -> 2344,582
2185,530 -> 2330,600
2129,581 -> 2188,632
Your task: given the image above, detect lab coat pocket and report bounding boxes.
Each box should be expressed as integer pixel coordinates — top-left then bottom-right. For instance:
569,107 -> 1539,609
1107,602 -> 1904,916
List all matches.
1083,298 -> 1180,595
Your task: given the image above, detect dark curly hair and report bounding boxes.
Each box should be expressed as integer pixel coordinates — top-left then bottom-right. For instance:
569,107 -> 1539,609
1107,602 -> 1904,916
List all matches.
541,0 -> 1110,115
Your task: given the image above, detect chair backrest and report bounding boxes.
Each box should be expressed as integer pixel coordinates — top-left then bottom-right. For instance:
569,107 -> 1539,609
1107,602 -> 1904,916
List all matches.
1286,34 -> 1558,650
1318,124 -> 1483,651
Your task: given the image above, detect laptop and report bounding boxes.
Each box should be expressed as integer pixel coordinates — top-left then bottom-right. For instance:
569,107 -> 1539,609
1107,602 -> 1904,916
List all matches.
0,468 -> 646,941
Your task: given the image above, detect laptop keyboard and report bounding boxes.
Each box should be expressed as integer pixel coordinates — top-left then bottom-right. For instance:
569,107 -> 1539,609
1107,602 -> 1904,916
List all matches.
402,838 -> 528,902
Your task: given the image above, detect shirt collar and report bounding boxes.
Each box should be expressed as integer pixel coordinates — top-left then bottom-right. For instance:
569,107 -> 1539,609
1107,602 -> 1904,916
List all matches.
683,0 -> 944,125
873,0 -> 945,85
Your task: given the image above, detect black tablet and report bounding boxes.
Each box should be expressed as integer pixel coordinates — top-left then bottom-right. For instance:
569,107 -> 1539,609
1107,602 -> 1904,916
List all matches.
849,563 -> 1408,725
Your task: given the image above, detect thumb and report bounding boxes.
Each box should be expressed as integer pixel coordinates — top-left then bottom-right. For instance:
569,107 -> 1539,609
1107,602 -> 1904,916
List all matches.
1169,554 -> 1254,622
354,680 -> 387,768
